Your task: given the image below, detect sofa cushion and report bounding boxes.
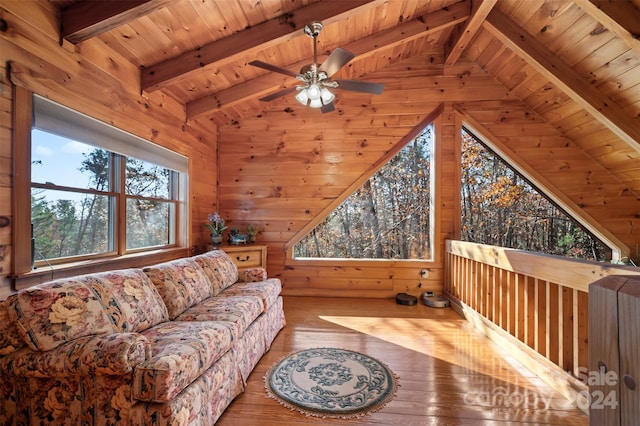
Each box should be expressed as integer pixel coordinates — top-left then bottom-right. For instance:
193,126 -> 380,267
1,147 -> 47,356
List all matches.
81,269 -> 169,333
143,258 -> 213,319
237,267 -> 267,283
0,333 -> 149,377
175,295 -> 264,341
6,280 -> 116,351
134,321 -> 234,402
221,278 -> 282,312
0,299 -> 27,356
128,349 -> 243,426
192,250 -> 238,294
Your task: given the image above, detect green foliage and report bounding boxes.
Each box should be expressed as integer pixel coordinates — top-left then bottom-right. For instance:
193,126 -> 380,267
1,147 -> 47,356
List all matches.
460,129 -> 611,261
294,126 -> 433,259
32,147 -> 174,261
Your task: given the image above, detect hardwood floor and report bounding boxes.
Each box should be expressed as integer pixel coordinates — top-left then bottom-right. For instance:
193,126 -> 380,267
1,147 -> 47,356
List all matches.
217,297 -> 588,425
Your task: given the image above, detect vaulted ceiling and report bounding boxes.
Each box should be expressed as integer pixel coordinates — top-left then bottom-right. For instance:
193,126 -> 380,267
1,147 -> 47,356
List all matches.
50,0 -> 640,255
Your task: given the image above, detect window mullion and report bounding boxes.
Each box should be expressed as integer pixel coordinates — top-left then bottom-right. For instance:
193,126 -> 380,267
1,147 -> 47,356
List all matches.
115,154 -> 127,255
31,182 -> 117,197
169,171 -> 178,244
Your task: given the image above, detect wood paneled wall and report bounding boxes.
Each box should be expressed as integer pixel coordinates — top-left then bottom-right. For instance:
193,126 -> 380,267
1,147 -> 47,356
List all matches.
216,55 -> 510,298
215,43 -> 637,295
0,0 -> 217,298
2,0 -> 635,299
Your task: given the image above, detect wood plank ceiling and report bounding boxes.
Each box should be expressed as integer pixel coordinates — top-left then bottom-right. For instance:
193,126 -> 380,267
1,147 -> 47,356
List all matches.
51,0 -> 640,255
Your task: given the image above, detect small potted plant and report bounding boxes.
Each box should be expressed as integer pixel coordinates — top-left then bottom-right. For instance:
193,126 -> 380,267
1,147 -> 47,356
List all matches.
246,224 -> 260,243
205,212 -> 227,247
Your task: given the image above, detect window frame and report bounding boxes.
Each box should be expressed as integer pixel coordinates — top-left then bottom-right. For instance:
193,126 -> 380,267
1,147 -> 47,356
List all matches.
284,107 -> 443,266
12,86 -> 189,283
292,122 -> 436,261
461,120 -> 623,261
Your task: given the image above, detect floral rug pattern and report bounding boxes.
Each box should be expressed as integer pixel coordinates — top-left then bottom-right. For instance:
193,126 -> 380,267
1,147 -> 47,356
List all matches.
265,347 -> 398,418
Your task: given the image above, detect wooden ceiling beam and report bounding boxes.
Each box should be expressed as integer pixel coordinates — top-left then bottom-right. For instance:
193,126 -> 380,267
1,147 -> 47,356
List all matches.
186,1 -> 471,120
484,9 -> 640,153
444,0 -> 497,65
141,0 -> 386,93
61,0 -> 174,44
572,0 -> 640,55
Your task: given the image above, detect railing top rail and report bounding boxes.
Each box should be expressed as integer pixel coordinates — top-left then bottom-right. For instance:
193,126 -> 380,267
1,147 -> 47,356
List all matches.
446,240 -> 640,292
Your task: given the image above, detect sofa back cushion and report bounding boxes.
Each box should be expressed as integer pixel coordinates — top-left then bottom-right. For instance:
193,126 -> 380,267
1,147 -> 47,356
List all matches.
143,258 -> 213,319
193,250 -> 238,295
0,299 -> 27,356
6,280 -> 116,351
80,269 -> 169,333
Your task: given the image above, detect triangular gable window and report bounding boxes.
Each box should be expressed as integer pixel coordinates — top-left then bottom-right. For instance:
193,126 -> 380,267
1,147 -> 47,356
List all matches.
294,124 -> 434,260
461,127 -> 611,261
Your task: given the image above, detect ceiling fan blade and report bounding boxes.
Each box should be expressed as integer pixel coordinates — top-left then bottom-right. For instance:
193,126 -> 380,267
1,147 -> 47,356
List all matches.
258,86 -> 297,102
248,60 -> 299,78
318,48 -> 355,77
321,102 -> 335,113
334,79 -> 384,95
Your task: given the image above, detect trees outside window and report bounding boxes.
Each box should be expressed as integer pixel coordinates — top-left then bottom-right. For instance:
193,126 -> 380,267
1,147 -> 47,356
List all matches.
125,157 -> 175,250
31,130 -> 179,264
461,128 -> 611,261
294,124 -> 434,260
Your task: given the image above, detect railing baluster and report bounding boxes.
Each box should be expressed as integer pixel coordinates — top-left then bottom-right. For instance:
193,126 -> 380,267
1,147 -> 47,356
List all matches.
572,288 -> 579,377
525,275 -> 535,348
444,240 -> 640,385
490,265 -> 496,323
562,286 -> 573,372
548,282 -> 559,364
577,290 -> 588,377
537,278 -> 546,357
500,270 -> 506,332
517,273 -> 525,342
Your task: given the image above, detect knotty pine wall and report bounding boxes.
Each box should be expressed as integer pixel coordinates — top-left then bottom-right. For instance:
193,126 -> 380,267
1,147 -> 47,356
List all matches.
3,2 -> 627,300
216,55 -> 512,298
0,1 -> 217,299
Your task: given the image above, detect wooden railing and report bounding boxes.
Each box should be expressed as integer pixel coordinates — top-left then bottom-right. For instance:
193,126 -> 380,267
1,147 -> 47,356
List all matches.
444,240 -> 640,405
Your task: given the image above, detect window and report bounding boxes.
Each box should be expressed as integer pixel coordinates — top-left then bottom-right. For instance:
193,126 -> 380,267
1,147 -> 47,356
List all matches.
460,127 -> 611,261
294,124 -> 434,260
30,95 -> 187,266
124,157 -> 177,250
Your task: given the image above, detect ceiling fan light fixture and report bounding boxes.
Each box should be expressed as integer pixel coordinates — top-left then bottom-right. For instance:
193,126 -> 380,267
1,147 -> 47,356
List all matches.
295,88 -> 309,105
307,83 -> 321,100
309,98 -> 323,108
320,87 -> 335,104
295,84 -> 334,108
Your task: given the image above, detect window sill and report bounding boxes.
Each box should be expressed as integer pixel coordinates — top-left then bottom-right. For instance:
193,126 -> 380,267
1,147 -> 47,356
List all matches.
12,247 -> 190,291
286,257 -> 437,267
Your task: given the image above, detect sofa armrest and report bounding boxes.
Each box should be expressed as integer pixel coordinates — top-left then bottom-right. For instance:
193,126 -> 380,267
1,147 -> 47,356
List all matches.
237,267 -> 267,283
1,333 -> 150,378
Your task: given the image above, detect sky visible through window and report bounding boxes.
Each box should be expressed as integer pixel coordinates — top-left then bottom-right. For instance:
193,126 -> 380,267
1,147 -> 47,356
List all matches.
32,129 -> 95,199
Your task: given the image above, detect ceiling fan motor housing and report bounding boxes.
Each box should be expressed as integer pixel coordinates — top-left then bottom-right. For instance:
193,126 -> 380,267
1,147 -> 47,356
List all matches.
304,21 -> 323,38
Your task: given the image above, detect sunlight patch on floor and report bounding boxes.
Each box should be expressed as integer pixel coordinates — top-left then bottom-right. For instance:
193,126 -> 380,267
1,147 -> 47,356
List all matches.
317,314 -> 565,399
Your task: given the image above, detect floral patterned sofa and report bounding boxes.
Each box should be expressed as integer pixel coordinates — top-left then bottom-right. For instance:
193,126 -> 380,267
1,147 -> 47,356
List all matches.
0,250 -> 285,425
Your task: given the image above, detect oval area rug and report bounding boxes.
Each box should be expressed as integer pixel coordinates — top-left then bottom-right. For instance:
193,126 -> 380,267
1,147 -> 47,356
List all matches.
264,347 -> 399,418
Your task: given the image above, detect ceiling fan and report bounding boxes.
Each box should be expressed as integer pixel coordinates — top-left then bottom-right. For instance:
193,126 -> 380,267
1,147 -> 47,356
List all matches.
248,21 -> 384,113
